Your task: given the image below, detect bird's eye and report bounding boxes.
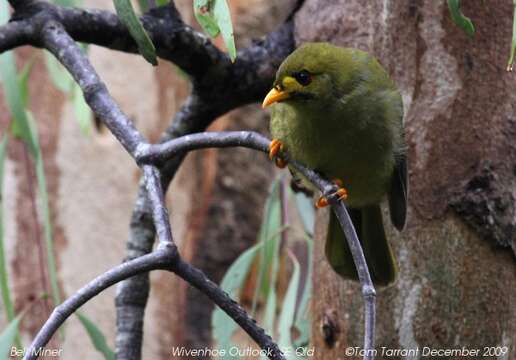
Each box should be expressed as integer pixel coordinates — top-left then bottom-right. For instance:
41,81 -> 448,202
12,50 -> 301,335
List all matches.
293,70 -> 312,86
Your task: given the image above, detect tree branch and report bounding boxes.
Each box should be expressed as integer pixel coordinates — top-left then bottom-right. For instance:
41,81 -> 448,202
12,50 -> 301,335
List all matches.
137,130 -> 377,360
23,245 -> 178,360
0,20 -> 36,52
40,20 -> 145,155
114,18 -> 296,360
24,130 -> 374,360
23,240 -> 285,360
1,1 -> 305,358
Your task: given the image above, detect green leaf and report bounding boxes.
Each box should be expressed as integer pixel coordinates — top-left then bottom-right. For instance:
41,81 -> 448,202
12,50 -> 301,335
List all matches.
293,191 -> 315,236
213,0 -> 236,62
0,52 -> 37,156
25,112 -> 61,311
447,0 -> 475,37
44,52 -> 74,94
76,312 -> 115,360
72,84 -> 92,134
194,0 -> 220,37
137,0 -> 149,12
293,236 -> 312,349
212,242 -> 263,358
114,0 -> 158,65
18,56 -> 37,107
193,0 -> 236,61
44,48 -> 92,133
52,0 -> 78,7
0,0 -> 8,24
252,179 -> 281,311
277,251 -> 300,356
0,136 -> 16,326
0,315 -> 22,359
507,1 -> 516,72
155,0 -> 170,6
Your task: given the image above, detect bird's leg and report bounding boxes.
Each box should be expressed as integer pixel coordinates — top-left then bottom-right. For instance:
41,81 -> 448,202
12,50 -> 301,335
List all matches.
316,178 -> 348,208
269,139 -> 288,168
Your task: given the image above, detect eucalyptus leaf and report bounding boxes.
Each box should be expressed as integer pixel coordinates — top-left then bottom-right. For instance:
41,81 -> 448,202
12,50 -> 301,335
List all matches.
0,315 -> 22,359
0,0 -> 8,24
0,136 -> 15,325
193,0 -> 220,37
278,252 -> 300,356
293,191 -> 315,236
137,0 -> 149,12
26,112 -> 61,310
252,179 -> 281,310
447,0 -> 475,37
212,242 -> 263,358
293,236 -> 312,349
44,52 -> 73,93
52,0 -> 77,6
0,51 -> 37,156
212,0 -> 236,61
18,56 -> 36,107
76,312 -> 115,360
193,0 -> 236,61
114,0 -> 158,65
72,84 -> 92,134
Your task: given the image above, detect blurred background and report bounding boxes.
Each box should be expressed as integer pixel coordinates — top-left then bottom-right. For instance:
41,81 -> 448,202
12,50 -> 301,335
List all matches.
0,0 -> 515,359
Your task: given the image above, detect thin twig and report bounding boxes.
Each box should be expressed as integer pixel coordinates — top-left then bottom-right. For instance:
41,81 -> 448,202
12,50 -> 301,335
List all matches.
22,245 -> 178,360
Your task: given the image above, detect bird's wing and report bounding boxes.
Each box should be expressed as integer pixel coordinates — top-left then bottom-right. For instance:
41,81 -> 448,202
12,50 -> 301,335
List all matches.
388,153 -> 408,231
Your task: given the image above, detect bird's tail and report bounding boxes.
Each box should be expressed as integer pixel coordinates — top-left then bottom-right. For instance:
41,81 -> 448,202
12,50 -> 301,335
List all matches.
325,205 -> 397,286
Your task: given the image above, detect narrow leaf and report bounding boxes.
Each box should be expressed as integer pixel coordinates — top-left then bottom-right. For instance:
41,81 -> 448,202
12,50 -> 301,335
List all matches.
137,0 -> 149,13
211,242 -> 263,358
0,136 -> 15,324
293,236 -> 312,348
213,0 -> 236,62
44,52 -> 73,94
278,252 -> 301,359
18,56 -> 37,107
114,0 -> 158,65
0,0 -> 7,24
26,112 -> 61,310
193,0 -> 220,37
155,0 -> 170,6
447,0 -> 475,37
252,179 -> 281,310
72,84 -> 92,134
293,191 -> 315,236
52,0 -> 77,7
0,52 -> 37,156
76,312 -> 115,360
0,315 -> 21,359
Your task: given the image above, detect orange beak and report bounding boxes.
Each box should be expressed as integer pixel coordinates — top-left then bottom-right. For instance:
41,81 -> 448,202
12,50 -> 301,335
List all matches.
262,87 -> 290,108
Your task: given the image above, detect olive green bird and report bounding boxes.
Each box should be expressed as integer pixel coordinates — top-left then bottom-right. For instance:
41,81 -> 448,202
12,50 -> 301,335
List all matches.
262,43 -> 407,286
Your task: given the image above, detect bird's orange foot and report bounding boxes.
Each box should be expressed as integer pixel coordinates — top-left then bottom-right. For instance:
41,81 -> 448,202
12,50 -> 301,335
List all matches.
269,139 -> 287,168
316,179 -> 348,208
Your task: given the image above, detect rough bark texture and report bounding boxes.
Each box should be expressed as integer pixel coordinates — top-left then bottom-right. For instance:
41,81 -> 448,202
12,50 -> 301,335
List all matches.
295,0 -> 516,358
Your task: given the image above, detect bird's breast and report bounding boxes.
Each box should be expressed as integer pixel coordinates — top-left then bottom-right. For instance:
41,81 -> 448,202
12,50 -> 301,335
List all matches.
270,103 -> 395,207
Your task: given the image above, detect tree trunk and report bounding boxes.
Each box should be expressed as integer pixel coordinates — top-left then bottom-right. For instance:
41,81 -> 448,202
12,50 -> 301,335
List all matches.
295,1 -> 516,358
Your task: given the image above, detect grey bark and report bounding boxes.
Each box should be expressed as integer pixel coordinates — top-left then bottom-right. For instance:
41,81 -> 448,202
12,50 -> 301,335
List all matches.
294,0 -> 516,358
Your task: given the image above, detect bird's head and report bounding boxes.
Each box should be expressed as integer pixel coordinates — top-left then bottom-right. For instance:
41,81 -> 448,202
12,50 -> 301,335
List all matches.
262,42 -> 354,109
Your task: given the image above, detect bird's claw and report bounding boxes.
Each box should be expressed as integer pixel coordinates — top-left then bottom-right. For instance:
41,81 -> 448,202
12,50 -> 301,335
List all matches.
269,139 -> 287,168
316,180 -> 348,208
